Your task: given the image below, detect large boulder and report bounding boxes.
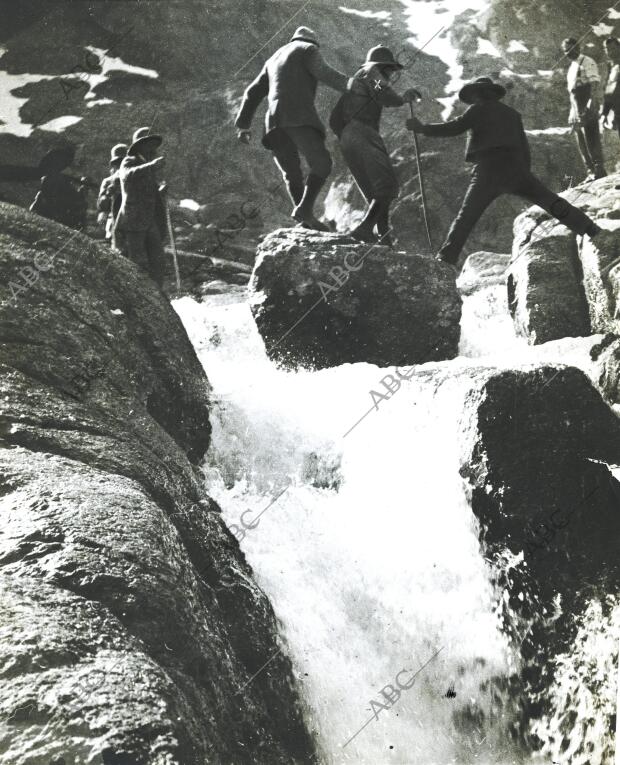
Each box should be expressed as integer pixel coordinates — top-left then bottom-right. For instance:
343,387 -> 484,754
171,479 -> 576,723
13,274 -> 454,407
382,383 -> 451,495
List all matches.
0,203 -> 316,764
508,173 -> 620,344
507,227 -> 591,343
249,228 -> 462,370
458,363 -> 620,758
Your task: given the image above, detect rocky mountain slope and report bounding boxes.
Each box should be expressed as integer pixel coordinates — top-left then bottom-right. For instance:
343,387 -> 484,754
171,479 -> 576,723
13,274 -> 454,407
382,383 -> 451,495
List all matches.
1,0 -> 617,262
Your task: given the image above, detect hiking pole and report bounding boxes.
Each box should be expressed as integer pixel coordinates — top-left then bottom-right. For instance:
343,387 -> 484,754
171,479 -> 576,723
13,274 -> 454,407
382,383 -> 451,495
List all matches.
163,194 -> 181,290
409,101 -> 433,251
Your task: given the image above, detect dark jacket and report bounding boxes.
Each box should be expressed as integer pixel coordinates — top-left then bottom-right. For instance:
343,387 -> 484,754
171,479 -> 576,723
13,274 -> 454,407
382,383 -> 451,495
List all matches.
330,66 -> 404,138
420,100 -> 531,167
235,40 -> 350,147
30,173 -> 87,229
116,155 -> 166,234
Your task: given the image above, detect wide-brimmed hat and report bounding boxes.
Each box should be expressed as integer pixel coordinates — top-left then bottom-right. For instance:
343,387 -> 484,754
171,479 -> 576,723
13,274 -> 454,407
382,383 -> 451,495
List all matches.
291,26 -> 319,45
110,143 -> 128,166
359,45 -> 404,72
458,76 -> 506,104
128,127 -> 162,156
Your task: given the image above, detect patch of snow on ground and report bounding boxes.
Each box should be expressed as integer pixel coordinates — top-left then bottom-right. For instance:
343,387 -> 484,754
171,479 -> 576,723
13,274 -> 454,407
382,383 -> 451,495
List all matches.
339,7 -> 392,20
507,40 -> 529,53
38,115 -> 83,132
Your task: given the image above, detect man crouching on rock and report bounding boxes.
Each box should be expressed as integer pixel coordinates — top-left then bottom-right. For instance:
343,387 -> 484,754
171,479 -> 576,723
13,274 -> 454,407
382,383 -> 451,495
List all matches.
235,26 -> 354,231
116,127 -> 168,288
406,76 -> 601,271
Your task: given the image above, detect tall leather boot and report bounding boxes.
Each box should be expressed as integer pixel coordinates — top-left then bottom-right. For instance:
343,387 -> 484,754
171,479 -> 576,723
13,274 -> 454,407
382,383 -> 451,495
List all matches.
349,199 -> 383,243
286,178 -> 304,207
374,203 -> 393,247
292,173 -> 329,231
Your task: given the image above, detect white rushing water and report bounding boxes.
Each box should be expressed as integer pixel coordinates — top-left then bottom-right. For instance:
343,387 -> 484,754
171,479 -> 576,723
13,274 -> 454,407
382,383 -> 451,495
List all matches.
174,276 -> 608,764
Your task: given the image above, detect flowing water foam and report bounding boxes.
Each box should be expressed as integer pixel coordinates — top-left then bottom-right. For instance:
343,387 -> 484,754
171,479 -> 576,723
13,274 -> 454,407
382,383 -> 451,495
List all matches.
174,278 -> 609,763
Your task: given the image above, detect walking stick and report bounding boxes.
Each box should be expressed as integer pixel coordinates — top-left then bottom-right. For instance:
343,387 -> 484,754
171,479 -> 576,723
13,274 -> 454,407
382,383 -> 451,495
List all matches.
409,101 -> 433,251
164,196 -> 181,290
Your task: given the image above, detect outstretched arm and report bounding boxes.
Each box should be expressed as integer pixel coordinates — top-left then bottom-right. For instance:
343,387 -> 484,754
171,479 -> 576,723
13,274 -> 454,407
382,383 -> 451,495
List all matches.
119,155 -> 164,180
305,47 -> 353,92
235,66 -> 269,130
413,107 -> 475,136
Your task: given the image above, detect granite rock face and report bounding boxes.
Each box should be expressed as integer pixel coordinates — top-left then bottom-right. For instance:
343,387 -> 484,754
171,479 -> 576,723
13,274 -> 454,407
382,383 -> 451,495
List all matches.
508,173 -> 620,344
249,228 -> 462,370
457,363 -> 620,757
0,203 -> 316,765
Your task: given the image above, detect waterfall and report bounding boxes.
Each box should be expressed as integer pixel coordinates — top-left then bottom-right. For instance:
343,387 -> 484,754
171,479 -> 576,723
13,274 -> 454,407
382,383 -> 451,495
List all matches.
174,276 -> 611,763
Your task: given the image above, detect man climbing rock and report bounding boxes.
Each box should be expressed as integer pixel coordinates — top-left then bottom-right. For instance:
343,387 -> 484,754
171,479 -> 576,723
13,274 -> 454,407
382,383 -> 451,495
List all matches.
561,37 -> 607,180
330,45 -> 420,244
406,76 -> 601,270
235,26 -> 354,231
29,145 -> 88,230
97,143 -> 127,251
602,37 -> 620,140
116,127 -> 167,288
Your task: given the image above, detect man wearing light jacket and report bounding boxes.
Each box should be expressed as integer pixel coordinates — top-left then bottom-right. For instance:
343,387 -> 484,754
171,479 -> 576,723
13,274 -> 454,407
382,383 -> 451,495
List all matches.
235,26 -> 354,231
562,37 -> 606,180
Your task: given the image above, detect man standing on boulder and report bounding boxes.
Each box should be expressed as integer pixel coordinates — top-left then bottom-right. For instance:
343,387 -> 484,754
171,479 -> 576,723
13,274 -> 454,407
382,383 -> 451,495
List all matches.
406,77 -> 601,270
602,37 -> 620,140
116,127 -> 168,288
561,37 -> 607,180
235,26 -> 354,231
330,45 -> 420,244
97,142 -> 127,251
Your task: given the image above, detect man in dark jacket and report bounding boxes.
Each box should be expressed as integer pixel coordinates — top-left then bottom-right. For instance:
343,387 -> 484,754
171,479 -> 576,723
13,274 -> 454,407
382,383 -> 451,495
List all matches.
331,45 -> 420,244
29,145 -> 87,230
116,127 -> 167,287
407,76 -> 601,269
235,26 -> 353,231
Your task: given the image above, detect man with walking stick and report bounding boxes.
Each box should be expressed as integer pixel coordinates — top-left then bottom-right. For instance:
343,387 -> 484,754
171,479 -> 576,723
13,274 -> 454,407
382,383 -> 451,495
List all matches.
406,76 -> 601,272
116,127 -> 169,289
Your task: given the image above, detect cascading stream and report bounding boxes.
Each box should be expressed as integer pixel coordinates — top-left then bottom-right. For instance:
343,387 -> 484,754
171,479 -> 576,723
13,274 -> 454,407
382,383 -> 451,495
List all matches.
174,276 -> 605,764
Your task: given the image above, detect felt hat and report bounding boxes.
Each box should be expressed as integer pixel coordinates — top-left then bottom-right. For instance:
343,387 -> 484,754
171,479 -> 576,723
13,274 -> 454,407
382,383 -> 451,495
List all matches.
458,76 -> 506,104
359,46 -> 404,71
109,143 -> 128,166
127,127 -> 162,156
291,26 -> 319,45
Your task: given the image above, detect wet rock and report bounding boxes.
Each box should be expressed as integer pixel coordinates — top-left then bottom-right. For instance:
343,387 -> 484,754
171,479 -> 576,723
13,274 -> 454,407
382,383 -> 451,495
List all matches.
580,221 -> 620,334
508,173 -> 620,343
457,251 -> 510,296
249,228 -> 462,370
458,363 -> 620,740
0,203 -> 317,764
507,228 -> 591,343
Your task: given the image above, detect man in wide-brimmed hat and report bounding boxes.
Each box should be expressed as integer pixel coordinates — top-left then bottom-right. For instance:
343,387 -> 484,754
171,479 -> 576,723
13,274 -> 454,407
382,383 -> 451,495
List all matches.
407,76 -> 601,269
235,26 -> 354,231
330,45 -> 420,244
116,127 -> 168,287
561,37 -> 606,180
97,142 -> 127,250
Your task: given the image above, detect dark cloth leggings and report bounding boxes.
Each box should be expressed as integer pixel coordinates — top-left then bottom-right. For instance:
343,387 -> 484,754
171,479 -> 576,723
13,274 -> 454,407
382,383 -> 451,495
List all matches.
269,126 -> 333,203
439,153 -> 596,265
575,118 -> 606,177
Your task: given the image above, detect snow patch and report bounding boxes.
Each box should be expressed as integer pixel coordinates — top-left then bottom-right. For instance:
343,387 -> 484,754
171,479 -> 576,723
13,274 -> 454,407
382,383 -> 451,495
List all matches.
38,115 -> 83,132
338,7 -> 392,20
507,40 -> 529,53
